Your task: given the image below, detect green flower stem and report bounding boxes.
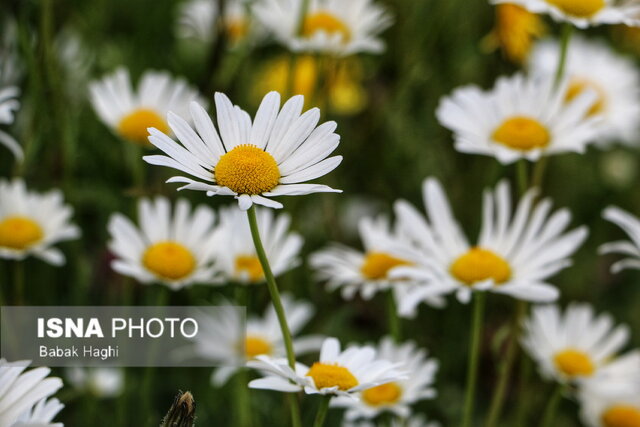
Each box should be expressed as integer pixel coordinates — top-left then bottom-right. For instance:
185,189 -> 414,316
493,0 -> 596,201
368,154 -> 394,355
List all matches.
246,206 -> 302,427
387,290 -> 401,342
313,395 -> 332,427
516,160 -> 529,196
541,383 -> 565,427
554,23 -> 574,88
286,0 -> 311,97
461,292 -> 486,427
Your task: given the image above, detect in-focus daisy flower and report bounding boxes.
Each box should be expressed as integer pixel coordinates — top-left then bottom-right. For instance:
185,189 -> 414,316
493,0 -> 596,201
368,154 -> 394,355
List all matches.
89,67 -> 205,146
529,36 -> 640,146
390,178 -> 587,311
177,0 -> 260,45
600,206 -> 640,273
193,294 -> 322,385
579,389 -> 640,427
310,215 -> 446,315
107,197 -> 219,290
332,337 -> 438,420
65,368 -> 125,398
254,0 -> 392,56
143,91 -> 342,210
0,85 -> 22,160
210,206 -> 303,284
522,304 -> 634,385
491,0 -> 640,28
436,73 -> 601,164
248,337 -> 405,398
0,179 -> 80,266
483,4 -> 547,64
0,359 -> 64,427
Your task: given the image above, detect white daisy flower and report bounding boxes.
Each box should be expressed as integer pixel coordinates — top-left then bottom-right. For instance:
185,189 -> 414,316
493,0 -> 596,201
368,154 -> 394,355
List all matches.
581,350 -> 640,398
343,414 -> 441,427
579,389 -> 640,427
390,178 -> 587,312
600,206 -> 640,273
436,73 -> 601,164
177,0 -> 260,45
529,36 -> 640,146
0,359 -> 64,427
0,179 -> 80,266
65,368 -> 124,398
107,196 -> 219,290
89,67 -> 205,146
0,85 -> 22,160
310,215 -> 446,315
491,0 -> 640,28
248,337 -> 406,398
522,304 -> 634,385
143,91 -> 342,210
333,337 -> 438,420
210,205 -> 303,284
193,293 -> 322,386
253,0 -> 392,56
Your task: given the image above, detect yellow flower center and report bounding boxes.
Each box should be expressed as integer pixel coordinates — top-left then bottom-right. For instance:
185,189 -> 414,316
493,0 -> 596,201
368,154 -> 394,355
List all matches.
494,4 -> 546,64
546,0 -> 606,18
117,108 -> 170,145
302,11 -> 351,43
306,362 -> 359,391
244,335 -> 272,358
565,78 -> 607,116
234,255 -> 264,283
0,216 -> 44,250
450,247 -> 511,286
362,382 -> 403,407
492,116 -> 551,151
602,405 -> 640,427
360,252 -> 412,280
553,349 -> 595,378
142,241 -> 196,281
215,144 -> 280,195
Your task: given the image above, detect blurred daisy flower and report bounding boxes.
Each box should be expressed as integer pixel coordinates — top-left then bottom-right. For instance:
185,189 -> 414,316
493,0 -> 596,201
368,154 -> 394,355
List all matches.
389,178 -> 587,311
107,197 -> 219,289
491,0 -> 640,28
254,0 -> 392,56
0,85 -> 22,160
600,206 -> 640,273
89,67 -> 205,146
65,368 -> 125,398
529,36 -> 640,146
332,337 -> 438,420
143,91 -> 342,210
255,56 -> 367,116
0,359 -> 64,427
522,304 -> 635,385
579,389 -> 640,427
248,337 -> 405,398
437,73 -> 601,164
483,4 -> 547,64
193,294 -> 322,386
343,414 -> 441,427
0,179 -> 80,266
177,0 -> 261,46
310,215 -> 446,315
210,206 -> 303,284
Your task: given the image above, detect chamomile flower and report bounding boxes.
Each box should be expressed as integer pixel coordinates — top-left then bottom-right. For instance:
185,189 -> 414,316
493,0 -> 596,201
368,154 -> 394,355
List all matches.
0,85 -> 22,160
89,67 -> 205,146
579,389 -> 640,427
210,206 -> 303,284
343,415 -> 441,427
107,197 -> 219,290
193,294 -> 322,386
143,91 -> 342,210
254,0 -> 392,56
390,178 -> 587,312
248,337 -> 405,398
65,368 -> 124,398
600,206 -> 640,273
522,304 -> 633,385
491,0 -> 640,28
177,0 -> 259,45
529,36 -> 640,146
0,359 -> 64,427
332,337 -> 438,420
310,215 -> 446,314
0,179 -> 80,266
436,73 -> 601,164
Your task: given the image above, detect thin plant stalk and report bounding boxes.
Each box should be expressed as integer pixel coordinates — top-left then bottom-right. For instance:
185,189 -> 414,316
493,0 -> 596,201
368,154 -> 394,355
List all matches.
313,396 -> 332,427
554,24 -> 574,87
387,290 -> 401,342
541,383 -> 565,427
246,206 -> 301,427
286,0 -> 311,96
461,291 -> 486,427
